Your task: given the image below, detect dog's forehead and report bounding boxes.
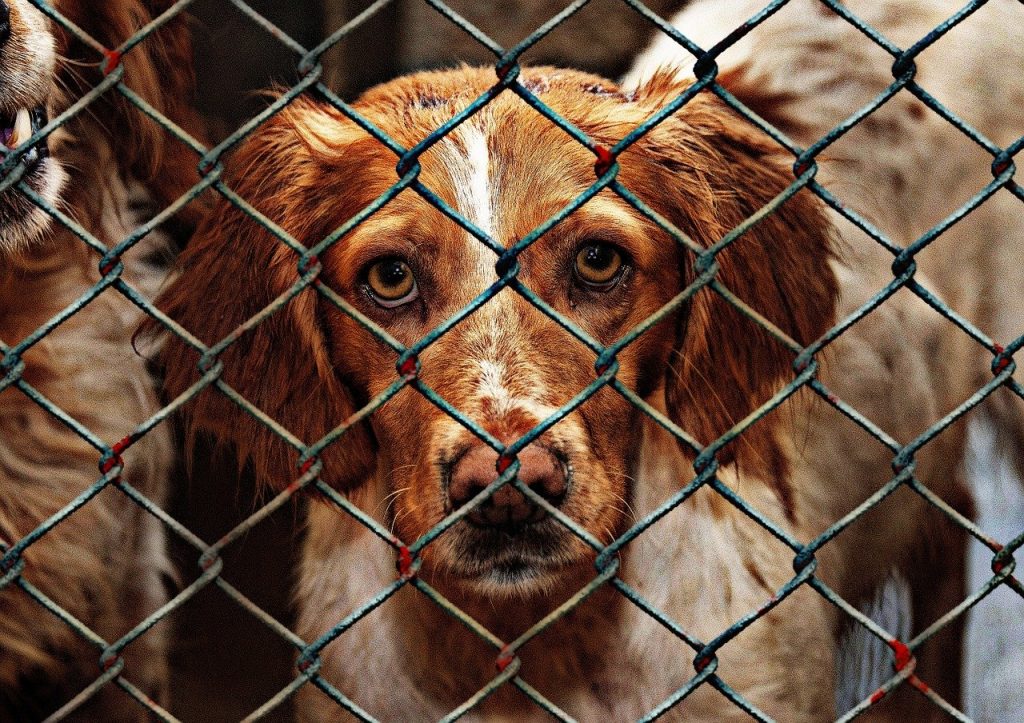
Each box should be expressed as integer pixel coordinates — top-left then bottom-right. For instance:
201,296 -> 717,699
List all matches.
354,67 -> 638,149
352,79 -> 635,240
425,116 -> 613,256
328,67 -> 678,279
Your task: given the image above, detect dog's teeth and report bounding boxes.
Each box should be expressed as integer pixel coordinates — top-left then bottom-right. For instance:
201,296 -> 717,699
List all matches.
8,108 -> 31,148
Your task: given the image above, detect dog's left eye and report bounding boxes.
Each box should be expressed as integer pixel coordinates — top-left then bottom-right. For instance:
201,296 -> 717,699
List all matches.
574,242 -> 625,289
365,257 -> 419,307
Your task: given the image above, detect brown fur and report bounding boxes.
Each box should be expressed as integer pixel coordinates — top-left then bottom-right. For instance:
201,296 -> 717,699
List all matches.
159,67 -> 835,487
155,66 -> 847,719
51,0 -> 202,224
0,1 -> 201,718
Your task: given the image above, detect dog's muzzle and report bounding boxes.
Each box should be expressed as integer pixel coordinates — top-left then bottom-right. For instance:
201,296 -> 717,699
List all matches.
2,106 -> 49,175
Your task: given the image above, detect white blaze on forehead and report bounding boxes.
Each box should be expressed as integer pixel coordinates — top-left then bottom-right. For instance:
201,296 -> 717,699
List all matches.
436,123 -> 495,240
459,126 -> 493,237
434,121 -> 499,281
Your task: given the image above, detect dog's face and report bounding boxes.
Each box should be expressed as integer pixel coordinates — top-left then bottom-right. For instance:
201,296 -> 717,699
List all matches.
316,88 -> 684,593
161,68 -> 836,597
0,0 -> 63,251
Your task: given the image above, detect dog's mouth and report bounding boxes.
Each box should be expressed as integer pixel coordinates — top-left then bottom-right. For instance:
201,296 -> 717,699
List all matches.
0,102 -> 62,249
1,106 -> 49,173
447,518 -> 579,592
427,441 -> 590,594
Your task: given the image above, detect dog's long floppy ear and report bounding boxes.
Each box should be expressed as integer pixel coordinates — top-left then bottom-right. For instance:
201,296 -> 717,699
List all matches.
52,0 -> 204,213
631,77 -> 838,462
155,97 -> 377,490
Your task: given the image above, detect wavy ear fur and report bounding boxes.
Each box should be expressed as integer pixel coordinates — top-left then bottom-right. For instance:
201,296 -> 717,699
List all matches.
53,0 -> 204,217
154,97 -> 377,490
634,75 -> 838,466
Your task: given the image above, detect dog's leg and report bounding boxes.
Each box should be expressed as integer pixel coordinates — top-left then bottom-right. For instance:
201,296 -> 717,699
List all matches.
904,475 -> 972,720
859,475 -> 972,722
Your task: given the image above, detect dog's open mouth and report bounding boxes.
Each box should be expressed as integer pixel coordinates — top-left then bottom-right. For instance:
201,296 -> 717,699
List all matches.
1,106 -> 49,172
0,102 -> 61,248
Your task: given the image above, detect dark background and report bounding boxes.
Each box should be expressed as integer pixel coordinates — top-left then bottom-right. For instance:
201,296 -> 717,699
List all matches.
189,0 -> 684,135
167,1 -> 684,720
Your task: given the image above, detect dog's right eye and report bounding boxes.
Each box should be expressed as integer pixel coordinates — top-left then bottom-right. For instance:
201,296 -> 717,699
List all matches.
364,258 -> 419,308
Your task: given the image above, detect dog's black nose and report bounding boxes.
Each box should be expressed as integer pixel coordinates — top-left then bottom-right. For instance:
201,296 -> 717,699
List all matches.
448,444 -> 567,530
0,3 -> 9,47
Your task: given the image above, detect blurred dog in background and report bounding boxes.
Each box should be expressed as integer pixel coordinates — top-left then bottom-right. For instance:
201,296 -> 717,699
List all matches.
625,0 -> 1024,716
0,0 -> 201,718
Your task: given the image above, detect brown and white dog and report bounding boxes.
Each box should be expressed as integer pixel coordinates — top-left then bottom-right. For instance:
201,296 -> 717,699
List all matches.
156,0 -> 1019,719
0,1 -> 200,718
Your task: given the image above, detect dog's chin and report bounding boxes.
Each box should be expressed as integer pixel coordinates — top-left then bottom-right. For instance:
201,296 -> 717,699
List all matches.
440,520 -> 585,600
1,109 -> 64,253
0,165 -> 64,252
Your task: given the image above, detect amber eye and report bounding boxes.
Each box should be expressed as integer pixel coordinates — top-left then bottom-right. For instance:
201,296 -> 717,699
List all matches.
574,242 -> 625,289
365,258 -> 418,307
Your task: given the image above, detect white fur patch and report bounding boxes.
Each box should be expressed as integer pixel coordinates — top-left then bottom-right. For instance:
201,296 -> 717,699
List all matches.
0,160 -> 66,252
435,123 -> 495,243
835,573 -> 912,712
478,359 -> 512,409
458,127 -> 493,237
434,122 -> 498,281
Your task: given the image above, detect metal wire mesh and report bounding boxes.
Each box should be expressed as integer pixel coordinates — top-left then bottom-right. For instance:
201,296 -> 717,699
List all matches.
0,0 -> 1021,720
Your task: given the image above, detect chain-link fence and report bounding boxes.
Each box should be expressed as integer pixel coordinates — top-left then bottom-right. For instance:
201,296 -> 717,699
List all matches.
1,0 -> 1022,720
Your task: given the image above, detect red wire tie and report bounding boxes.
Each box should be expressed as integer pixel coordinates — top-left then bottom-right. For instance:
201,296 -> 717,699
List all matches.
199,554 -> 218,571
99,256 -> 121,275
794,158 -> 813,176
992,543 -> 1006,573
866,640 -> 913,707
889,639 -> 913,671
993,344 -> 1010,373
594,145 -> 615,176
398,355 -> 418,377
100,435 -> 134,475
397,546 -> 416,579
102,49 -> 122,75
495,646 -> 515,672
